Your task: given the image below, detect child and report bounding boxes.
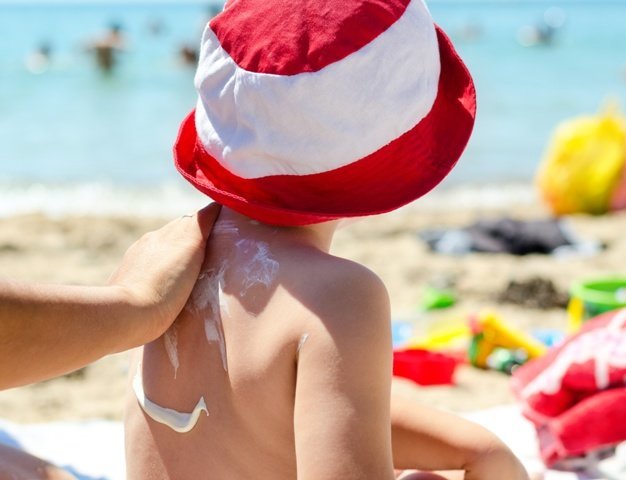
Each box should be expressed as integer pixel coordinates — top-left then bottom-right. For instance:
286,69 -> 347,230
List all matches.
125,0 -> 528,478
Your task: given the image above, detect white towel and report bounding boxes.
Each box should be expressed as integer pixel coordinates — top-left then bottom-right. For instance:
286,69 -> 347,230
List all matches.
1,406 -> 622,479
0,419 -> 124,479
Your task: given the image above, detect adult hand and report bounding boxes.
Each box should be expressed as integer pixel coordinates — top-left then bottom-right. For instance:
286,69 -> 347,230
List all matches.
0,204 -> 221,390
108,203 -> 221,342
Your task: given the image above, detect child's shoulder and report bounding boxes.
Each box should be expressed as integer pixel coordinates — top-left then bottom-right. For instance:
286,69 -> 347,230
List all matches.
283,245 -> 387,298
284,248 -> 391,334
317,253 -> 387,301
289,250 -> 392,384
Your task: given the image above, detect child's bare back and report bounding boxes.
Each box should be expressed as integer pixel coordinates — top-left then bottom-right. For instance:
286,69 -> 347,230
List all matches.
125,208 -> 394,479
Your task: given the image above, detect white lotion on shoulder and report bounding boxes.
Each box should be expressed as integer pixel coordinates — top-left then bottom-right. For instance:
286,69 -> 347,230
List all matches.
212,219 -> 240,236
190,264 -> 229,371
235,239 -> 279,295
297,333 -> 309,356
219,280 -> 230,318
163,326 -> 180,378
133,368 -> 208,433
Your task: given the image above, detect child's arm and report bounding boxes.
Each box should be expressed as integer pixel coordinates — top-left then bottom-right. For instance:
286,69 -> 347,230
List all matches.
293,263 -> 395,480
391,388 -> 529,480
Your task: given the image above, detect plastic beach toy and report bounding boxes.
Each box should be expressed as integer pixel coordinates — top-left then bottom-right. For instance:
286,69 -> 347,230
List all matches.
485,347 -> 528,374
391,320 -> 415,348
568,277 -> 626,331
406,321 -> 471,354
419,286 -> 456,311
469,312 -> 547,369
393,349 -> 458,386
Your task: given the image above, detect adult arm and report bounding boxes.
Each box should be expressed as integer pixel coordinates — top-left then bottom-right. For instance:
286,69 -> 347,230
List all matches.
0,204 -> 220,390
293,264 -> 395,480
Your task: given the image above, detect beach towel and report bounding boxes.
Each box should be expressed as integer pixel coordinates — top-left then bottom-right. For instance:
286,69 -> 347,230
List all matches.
0,419 -> 124,479
3,405 -> 625,479
512,308 -> 626,466
419,217 -> 601,257
463,406 -> 624,480
1,408 -> 619,479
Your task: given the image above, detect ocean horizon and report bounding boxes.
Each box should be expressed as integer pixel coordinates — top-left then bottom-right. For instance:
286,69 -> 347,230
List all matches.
1,0 -> 625,216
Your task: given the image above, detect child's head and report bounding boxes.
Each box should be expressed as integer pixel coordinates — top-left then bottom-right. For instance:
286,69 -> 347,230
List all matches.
174,0 -> 476,226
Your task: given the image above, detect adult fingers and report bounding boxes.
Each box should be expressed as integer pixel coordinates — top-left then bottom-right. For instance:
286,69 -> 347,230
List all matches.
192,202 -> 222,241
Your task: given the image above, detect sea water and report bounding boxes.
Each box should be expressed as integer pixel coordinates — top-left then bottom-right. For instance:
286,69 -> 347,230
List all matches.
0,0 -> 625,217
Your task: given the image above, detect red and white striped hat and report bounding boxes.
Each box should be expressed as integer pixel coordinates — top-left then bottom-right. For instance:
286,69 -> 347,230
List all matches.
175,0 -> 476,226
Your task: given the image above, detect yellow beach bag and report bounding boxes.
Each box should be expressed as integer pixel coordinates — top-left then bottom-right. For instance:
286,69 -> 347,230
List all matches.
537,105 -> 626,215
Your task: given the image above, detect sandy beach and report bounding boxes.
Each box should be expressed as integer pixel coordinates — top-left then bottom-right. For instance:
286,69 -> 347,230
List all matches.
1,189 -> 626,423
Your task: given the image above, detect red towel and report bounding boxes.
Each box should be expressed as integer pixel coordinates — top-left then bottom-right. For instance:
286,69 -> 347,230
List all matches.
511,308 -> 626,465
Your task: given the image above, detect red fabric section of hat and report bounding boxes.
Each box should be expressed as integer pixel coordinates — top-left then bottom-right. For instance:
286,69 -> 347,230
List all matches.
174,27 -> 476,226
212,0 -> 410,75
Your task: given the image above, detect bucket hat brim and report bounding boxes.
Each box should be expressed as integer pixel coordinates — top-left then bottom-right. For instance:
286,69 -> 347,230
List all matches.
174,26 -> 476,226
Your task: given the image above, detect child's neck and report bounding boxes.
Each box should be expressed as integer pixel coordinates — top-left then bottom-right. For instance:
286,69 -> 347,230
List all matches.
216,207 -> 338,253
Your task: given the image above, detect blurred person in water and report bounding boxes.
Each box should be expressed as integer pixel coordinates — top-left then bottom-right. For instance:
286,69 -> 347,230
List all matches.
84,21 -> 126,73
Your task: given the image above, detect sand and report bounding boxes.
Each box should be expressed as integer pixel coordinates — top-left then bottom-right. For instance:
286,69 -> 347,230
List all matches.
1,192 -> 626,423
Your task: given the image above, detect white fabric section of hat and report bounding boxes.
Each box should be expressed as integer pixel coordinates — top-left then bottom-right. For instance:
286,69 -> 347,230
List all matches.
194,0 -> 440,179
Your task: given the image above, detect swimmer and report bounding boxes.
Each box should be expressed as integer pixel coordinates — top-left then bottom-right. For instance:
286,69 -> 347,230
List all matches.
85,22 -> 126,73
25,42 -> 52,74
178,44 -> 199,67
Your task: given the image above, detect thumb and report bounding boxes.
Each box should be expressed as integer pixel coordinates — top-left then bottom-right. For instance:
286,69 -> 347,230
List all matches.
195,203 -> 222,241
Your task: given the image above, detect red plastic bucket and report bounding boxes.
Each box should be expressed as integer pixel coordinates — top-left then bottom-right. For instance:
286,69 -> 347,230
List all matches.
393,348 -> 458,386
